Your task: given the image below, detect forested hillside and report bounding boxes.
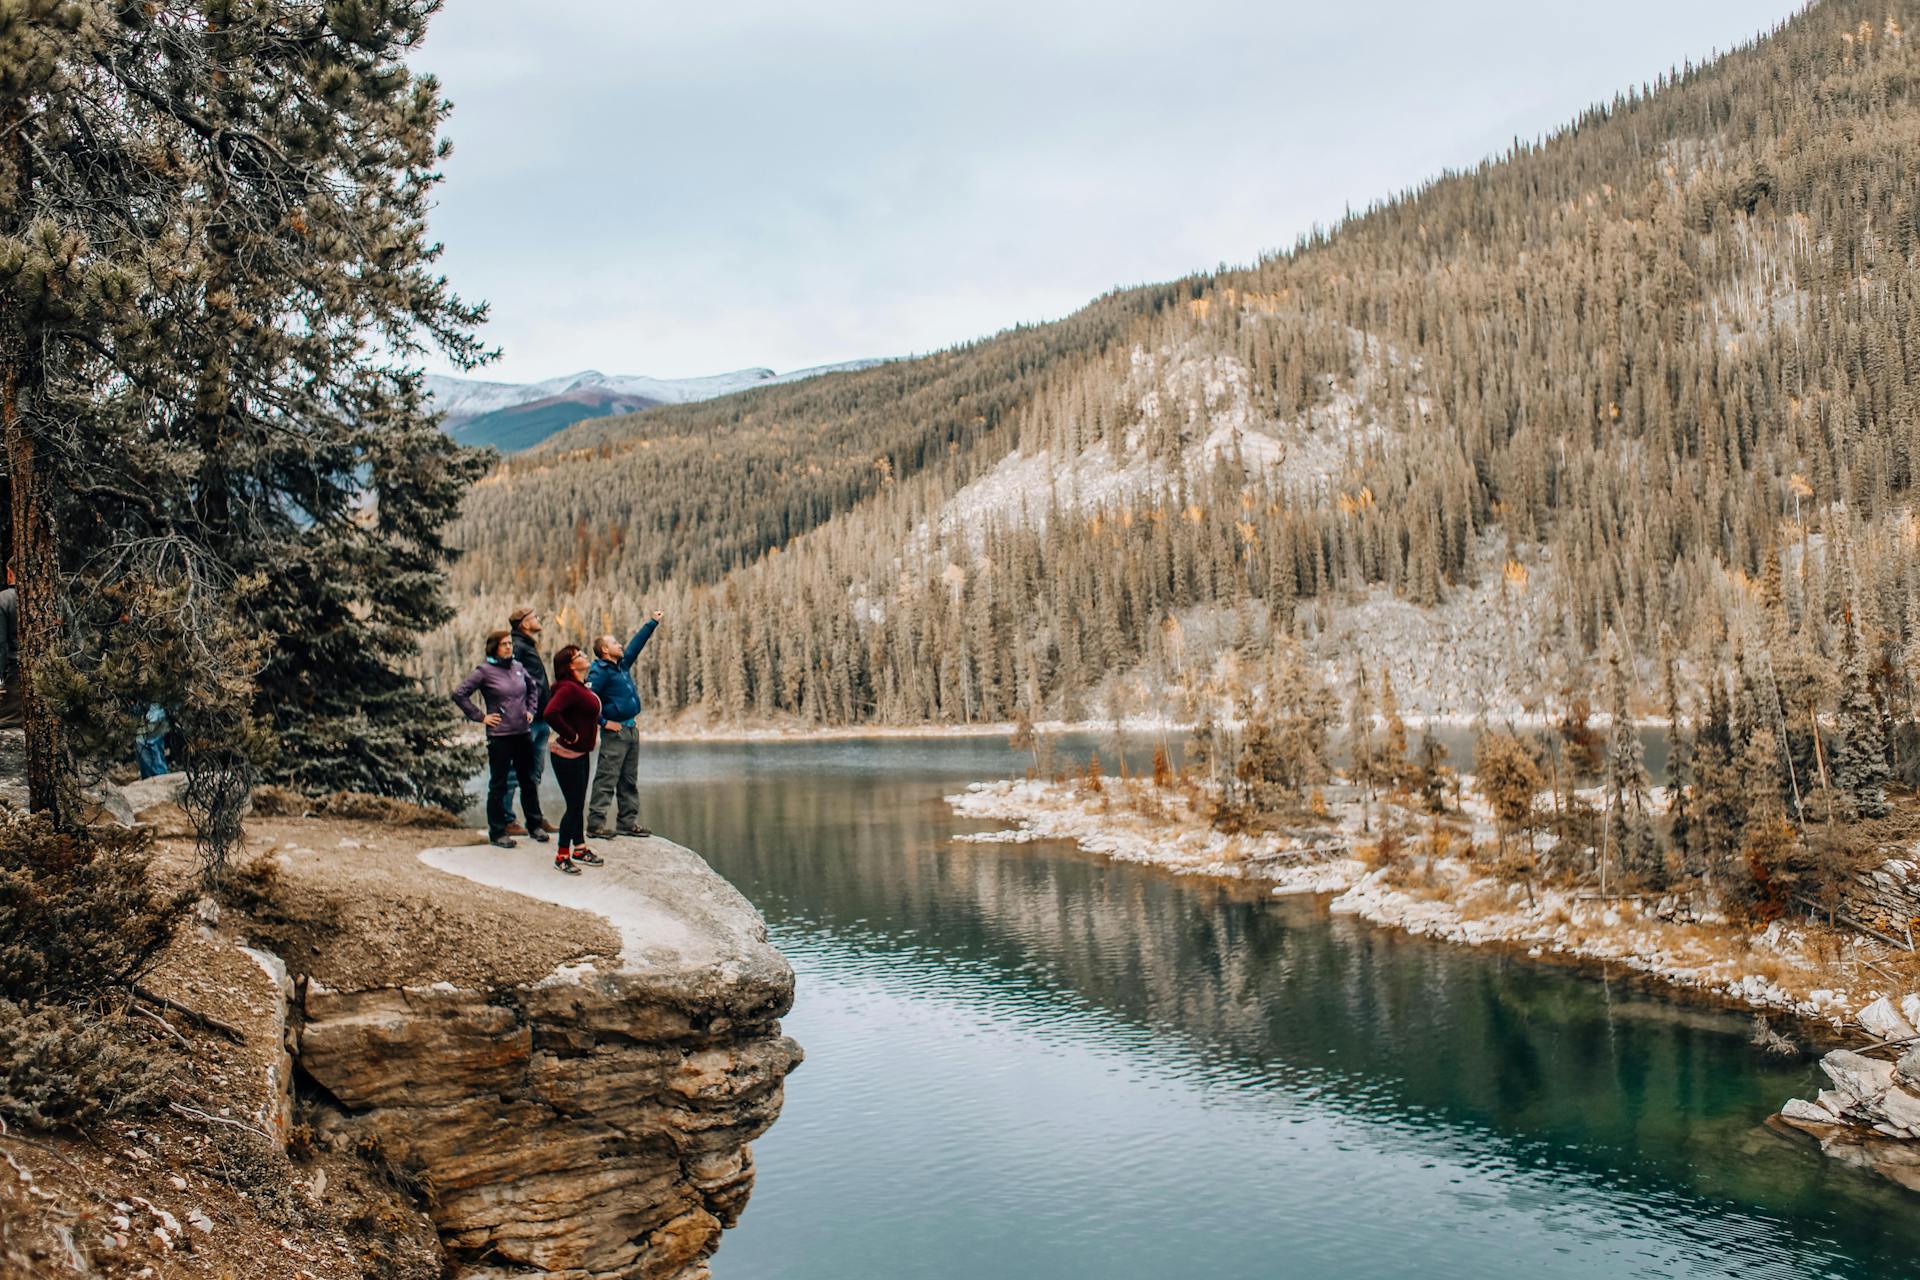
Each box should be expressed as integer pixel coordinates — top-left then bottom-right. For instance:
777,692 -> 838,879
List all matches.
439,284 -> 1180,620
435,1 -> 1920,764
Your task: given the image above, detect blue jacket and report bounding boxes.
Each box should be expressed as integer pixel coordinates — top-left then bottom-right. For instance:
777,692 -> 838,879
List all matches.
587,619 -> 657,728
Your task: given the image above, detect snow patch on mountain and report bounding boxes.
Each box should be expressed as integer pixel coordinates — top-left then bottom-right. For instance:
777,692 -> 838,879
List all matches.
925,342 -> 1395,550
1311,536 -> 1560,721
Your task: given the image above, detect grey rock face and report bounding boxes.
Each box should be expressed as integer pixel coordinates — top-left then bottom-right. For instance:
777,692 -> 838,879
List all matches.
1777,1046 -> 1920,1194
1781,1097 -> 1838,1124
80,779 -> 137,827
119,770 -> 190,815
1822,1050 -> 1897,1105
1897,1046 -> 1920,1085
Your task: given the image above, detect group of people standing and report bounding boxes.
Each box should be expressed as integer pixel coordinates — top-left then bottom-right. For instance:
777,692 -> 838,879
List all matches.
451,606 -> 662,875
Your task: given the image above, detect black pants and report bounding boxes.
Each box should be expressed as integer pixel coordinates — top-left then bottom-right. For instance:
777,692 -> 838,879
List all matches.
486,733 -> 545,838
551,752 -> 590,851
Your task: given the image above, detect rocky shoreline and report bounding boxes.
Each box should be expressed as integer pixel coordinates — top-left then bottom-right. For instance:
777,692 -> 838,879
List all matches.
948,776 -> 1920,1194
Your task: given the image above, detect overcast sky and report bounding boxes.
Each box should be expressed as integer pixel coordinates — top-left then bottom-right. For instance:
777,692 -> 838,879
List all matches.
413,1 -> 1806,383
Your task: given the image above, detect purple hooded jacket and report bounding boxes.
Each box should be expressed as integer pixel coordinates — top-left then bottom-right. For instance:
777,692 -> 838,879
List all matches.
451,658 -> 539,737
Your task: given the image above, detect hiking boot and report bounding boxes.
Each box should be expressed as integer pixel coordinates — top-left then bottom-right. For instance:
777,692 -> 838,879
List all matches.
617,826 -> 652,839
571,848 -> 604,866
555,855 -> 581,875
505,821 -> 527,836
587,827 -> 615,840
490,835 -> 518,849
536,819 -> 559,835
527,826 -> 550,843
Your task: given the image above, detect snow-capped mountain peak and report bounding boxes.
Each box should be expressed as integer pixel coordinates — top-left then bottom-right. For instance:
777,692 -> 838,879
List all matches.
425,361 -> 882,429
423,359 -> 888,453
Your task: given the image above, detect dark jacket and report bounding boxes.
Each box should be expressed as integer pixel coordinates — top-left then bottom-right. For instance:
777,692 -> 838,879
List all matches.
451,657 -> 539,737
586,619 -> 657,728
545,678 -> 603,756
512,629 -> 551,721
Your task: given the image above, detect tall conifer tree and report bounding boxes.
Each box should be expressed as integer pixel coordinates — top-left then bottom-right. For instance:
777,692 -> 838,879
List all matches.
0,1 -> 489,823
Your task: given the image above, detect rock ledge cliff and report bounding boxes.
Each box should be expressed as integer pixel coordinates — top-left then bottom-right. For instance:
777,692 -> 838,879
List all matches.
293,837 -> 802,1280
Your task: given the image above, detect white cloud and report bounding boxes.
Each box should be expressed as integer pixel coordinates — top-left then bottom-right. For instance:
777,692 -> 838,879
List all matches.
413,0 -> 1805,381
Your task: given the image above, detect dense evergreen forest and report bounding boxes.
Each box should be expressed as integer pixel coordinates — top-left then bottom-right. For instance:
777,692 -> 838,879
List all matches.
437,3 -> 1920,900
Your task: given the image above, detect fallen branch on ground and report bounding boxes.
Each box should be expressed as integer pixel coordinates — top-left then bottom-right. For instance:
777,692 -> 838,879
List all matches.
129,1004 -> 194,1053
168,1101 -> 272,1144
130,985 -> 246,1043
1851,1033 -> 1920,1059
1795,897 -> 1917,952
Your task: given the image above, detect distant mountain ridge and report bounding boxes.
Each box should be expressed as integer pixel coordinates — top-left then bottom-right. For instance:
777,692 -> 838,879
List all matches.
427,361 -> 886,452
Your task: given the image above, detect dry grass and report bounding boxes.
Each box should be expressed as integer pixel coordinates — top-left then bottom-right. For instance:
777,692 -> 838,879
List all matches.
1450,885 -> 1518,923
250,786 -> 462,829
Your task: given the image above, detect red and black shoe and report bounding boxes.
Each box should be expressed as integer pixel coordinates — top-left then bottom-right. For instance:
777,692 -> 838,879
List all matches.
554,852 -> 581,875
571,847 -> 604,866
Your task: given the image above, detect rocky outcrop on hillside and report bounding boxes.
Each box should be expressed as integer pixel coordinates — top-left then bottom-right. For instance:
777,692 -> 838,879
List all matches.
1844,857 -> 1920,947
292,837 -> 802,1280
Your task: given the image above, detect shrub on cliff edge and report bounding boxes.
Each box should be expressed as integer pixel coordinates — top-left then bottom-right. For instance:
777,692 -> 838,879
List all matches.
0,815 -> 188,1006
0,814 -> 189,1129
0,1001 -> 174,1130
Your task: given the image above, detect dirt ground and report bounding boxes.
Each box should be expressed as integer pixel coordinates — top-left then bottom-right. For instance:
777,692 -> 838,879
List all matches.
220,816 -> 621,990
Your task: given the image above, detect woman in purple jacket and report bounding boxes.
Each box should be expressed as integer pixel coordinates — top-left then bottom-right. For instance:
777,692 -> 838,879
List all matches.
452,629 -> 551,848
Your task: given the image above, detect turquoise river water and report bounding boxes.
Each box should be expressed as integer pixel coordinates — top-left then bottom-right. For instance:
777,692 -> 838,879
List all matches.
499,734 -> 1918,1278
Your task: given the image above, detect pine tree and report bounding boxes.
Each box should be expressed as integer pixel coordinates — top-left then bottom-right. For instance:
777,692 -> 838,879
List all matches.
1380,669 -> 1408,781
1475,730 -> 1543,864
1662,652 -> 1694,866
1,2 -> 491,825
1690,676 -> 1746,898
1345,657 -> 1377,829
1603,642 -> 1652,883
1833,610 -> 1892,818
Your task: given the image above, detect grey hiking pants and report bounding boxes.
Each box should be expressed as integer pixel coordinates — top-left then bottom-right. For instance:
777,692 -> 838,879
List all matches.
587,725 -> 642,831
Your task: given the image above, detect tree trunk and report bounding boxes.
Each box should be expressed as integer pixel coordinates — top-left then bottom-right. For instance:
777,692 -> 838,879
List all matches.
1,95 -> 64,823
2,335 -> 65,823
1809,705 -> 1834,822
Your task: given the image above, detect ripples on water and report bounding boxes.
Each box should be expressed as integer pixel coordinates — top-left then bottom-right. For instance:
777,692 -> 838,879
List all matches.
571,737 -> 1914,1279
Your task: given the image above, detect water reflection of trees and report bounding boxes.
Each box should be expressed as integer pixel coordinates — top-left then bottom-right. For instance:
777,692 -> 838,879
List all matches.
655,769 -> 1919,1259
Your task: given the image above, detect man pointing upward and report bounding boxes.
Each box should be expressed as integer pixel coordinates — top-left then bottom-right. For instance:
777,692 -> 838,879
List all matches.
586,610 -> 663,839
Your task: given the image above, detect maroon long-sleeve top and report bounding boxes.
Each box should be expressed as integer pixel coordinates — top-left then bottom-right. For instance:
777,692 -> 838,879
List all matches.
544,678 -> 602,758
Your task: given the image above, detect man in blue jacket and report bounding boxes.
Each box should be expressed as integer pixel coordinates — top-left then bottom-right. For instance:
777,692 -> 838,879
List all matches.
586,610 -> 662,838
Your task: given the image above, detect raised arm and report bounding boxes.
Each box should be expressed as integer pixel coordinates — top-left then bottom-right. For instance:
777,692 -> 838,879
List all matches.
620,617 -> 660,670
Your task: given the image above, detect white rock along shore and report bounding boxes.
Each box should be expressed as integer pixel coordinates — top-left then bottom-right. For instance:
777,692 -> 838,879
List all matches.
946,777 -> 1916,1037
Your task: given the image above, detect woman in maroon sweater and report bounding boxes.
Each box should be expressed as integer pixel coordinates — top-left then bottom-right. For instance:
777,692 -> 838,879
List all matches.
544,645 -> 604,873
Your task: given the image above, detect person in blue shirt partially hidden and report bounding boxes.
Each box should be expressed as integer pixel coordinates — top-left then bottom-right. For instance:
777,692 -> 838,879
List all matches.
135,703 -> 170,778
585,611 -> 662,839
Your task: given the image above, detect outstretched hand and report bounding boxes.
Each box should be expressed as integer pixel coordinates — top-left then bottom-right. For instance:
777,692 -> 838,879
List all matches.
651,610 -> 664,622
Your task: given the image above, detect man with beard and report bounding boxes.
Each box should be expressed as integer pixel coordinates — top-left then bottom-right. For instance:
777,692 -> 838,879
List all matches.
503,605 -> 555,835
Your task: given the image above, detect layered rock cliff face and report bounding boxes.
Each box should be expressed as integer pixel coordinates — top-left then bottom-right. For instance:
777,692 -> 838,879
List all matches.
291,838 -> 802,1280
